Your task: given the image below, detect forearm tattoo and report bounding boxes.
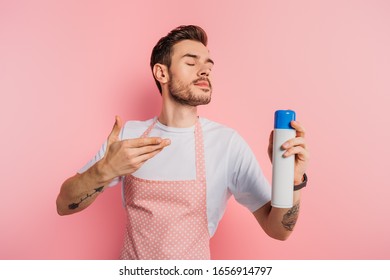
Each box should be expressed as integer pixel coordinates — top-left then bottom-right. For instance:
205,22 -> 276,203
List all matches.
281,202 -> 300,231
68,186 -> 104,210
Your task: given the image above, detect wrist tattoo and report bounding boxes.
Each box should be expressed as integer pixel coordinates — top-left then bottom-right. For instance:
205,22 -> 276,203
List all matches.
281,202 -> 300,231
68,186 -> 104,210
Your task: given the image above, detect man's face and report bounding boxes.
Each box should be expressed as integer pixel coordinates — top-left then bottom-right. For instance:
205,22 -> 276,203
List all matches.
167,40 -> 214,106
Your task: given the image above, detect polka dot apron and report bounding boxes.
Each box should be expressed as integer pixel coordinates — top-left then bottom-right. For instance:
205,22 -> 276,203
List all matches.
120,119 -> 210,259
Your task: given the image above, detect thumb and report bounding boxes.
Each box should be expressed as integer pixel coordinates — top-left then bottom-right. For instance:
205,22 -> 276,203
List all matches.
107,115 -> 123,148
268,130 -> 274,162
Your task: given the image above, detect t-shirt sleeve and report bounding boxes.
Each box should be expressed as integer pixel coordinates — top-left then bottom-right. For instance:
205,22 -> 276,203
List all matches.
77,140 -> 121,188
227,132 -> 271,212
78,140 -> 107,174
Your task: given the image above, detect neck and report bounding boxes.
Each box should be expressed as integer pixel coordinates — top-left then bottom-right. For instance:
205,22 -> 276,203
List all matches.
158,93 -> 198,128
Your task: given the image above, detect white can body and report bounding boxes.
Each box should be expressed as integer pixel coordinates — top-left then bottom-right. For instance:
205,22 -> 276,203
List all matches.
271,128 -> 296,208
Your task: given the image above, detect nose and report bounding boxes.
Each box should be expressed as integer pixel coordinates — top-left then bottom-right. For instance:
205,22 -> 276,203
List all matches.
198,64 -> 211,77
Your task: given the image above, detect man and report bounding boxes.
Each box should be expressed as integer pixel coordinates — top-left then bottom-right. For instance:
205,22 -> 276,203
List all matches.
56,25 -> 309,259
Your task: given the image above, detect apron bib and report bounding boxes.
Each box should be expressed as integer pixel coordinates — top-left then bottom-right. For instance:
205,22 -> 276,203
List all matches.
120,119 -> 210,259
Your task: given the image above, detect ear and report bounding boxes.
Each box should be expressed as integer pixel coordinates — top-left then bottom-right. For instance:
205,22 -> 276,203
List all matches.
153,63 -> 169,84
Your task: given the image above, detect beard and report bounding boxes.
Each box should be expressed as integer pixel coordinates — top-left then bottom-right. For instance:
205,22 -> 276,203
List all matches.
168,73 -> 212,106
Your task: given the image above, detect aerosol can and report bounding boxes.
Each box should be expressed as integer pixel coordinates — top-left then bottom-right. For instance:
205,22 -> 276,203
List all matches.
271,110 -> 296,208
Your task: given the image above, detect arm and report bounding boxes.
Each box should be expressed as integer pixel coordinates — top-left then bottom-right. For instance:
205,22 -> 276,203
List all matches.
253,187 -> 302,241
253,120 -> 309,240
56,116 -> 170,216
56,160 -> 112,216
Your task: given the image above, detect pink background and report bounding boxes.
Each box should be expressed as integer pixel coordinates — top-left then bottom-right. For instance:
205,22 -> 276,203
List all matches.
1,0 -> 389,259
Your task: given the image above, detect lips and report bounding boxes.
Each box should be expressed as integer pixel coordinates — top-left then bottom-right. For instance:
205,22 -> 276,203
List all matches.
193,80 -> 210,88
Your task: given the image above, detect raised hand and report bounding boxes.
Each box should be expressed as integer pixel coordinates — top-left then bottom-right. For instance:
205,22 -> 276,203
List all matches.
99,116 -> 171,181
267,121 -> 309,185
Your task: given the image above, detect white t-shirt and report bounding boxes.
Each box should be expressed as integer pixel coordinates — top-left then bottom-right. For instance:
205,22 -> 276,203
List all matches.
79,117 -> 271,237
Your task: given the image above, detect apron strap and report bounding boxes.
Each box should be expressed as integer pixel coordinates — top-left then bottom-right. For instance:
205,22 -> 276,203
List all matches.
194,120 -> 206,182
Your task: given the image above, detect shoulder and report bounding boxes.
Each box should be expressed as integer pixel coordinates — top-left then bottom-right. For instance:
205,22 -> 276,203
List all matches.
200,117 -> 252,157
200,117 -> 247,144
200,117 -> 238,137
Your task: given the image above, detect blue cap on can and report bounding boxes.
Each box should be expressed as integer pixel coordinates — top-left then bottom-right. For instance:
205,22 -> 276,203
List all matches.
274,110 -> 296,129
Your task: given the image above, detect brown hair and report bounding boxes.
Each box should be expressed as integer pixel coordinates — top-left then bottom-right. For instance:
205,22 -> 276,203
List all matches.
150,25 -> 208,94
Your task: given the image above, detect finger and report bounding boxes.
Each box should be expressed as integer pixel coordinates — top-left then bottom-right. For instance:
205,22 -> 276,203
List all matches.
290,121 -> 306,138
127,148 -> 165,173
283,145 -> 309,159
107,116 -> 123,146
282,137 -> 307,150
131,140 -> 171,157
135,147 -> 165,164
267,130 -> 274,161
122,137 -> 170,148
268,130 -> 274,146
